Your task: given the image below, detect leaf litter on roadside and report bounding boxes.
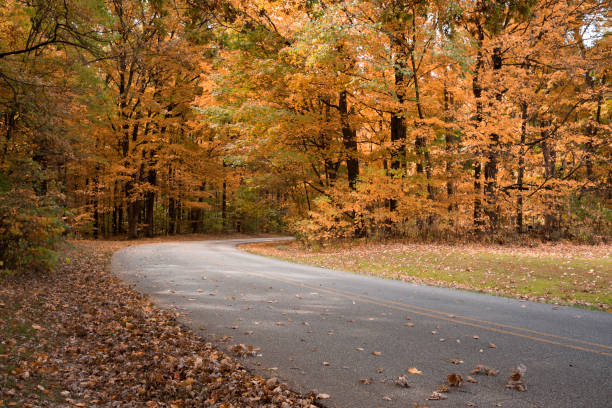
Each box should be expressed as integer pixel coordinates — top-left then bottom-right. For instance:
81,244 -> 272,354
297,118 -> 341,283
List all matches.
0,241 -> 317,407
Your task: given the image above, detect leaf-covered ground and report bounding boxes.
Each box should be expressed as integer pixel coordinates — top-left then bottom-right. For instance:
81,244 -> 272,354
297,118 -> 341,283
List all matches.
244,241 -> 612,310
0,240 -> 316,407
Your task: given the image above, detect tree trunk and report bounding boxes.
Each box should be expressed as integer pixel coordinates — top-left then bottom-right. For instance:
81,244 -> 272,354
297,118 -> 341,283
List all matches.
145,192 -> 155,237
127,200 -> 139,239
444,85 -> 457,218
145,166 -> 156,237
410,8 -> 433,204
168,197 -> 176,234
339,90 -> 359,190
93,201 -> 99,239
472,25 -> 485,229
541,125 -> 557,234
516,102 -> 527,233
389,36 -> 407,212
474,162 -> 483,227
222,180 -> 227,230
484,46 -> 503,231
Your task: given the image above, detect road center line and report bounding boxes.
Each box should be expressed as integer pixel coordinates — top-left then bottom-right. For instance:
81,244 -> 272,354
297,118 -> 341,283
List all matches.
247,271 -> 612,357
319,282 -> 612,351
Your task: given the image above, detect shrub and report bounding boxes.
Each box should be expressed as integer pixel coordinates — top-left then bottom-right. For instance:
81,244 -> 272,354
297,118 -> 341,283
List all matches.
0,188 -> 65,274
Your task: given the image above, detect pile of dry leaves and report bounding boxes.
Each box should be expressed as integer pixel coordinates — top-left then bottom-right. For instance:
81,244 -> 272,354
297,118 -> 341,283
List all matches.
0,242 -> 316,407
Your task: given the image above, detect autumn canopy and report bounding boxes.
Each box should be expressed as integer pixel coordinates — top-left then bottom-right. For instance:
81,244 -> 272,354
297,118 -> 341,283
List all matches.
0,0 -> 610,271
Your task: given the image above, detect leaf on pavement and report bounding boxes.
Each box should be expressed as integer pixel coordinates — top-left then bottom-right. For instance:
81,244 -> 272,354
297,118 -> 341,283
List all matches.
394,375 -> 410,388
427,391 -> 447,400
506,364 -> 527,391
447,373 -> 464,387
470,365 -> 499,376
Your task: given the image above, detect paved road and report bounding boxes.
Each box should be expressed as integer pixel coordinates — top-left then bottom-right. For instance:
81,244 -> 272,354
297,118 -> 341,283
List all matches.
111,238 -> 612,408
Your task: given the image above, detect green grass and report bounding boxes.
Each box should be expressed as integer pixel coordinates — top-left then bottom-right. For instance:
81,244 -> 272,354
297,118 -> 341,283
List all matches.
245,242 -> 612,310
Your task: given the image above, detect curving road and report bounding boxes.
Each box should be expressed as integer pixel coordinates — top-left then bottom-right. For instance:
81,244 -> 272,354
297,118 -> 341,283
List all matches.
111,238 -> 612,408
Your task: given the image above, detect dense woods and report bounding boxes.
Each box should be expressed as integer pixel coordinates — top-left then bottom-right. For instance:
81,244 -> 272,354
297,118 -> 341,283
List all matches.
0,0 -> 610,272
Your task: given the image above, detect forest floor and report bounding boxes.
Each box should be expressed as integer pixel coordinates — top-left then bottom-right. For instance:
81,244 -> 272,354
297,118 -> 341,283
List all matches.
0,237 -> 316,407
244,240 -> 612,311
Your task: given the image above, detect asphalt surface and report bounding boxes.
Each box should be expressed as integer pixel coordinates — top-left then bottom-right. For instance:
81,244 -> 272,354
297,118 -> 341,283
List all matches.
111,238 -> 612,408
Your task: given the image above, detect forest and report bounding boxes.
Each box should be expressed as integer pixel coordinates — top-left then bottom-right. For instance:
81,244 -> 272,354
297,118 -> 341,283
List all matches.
0,0 -> 610,272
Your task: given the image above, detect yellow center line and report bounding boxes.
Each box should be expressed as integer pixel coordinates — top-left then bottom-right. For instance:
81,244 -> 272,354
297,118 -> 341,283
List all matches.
322,283 -> 612,351
249,272 -> 612,357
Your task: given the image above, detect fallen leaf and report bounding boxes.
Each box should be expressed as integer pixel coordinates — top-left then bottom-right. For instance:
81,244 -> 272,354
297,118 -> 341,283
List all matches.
447,373 -> 464,387
506,364 -> 527,391
360,378 -> 373,385
427,391 -> 447,400
394,375 -> 410,388
408,367 -> 422,375
436,384 -> 450,393
317,393 -> 330,399
470,365 -> 499,376
372,351 -> 381,356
